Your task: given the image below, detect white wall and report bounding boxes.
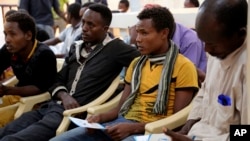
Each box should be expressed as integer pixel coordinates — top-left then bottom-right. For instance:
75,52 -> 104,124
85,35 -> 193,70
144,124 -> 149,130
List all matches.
0,0 -> 19,46
107,0 -> 205,11
0,10 -> 4,45
0,0 -> 205,46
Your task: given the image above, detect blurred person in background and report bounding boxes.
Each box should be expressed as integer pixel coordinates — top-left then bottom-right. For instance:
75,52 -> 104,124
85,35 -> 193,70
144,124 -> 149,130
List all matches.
43,3 -> 82,58
52,0 -> 69,34
75,0 -> 108,6
184,0 -> 200,8
118,0 -> 129,12
19,0 -> 67,38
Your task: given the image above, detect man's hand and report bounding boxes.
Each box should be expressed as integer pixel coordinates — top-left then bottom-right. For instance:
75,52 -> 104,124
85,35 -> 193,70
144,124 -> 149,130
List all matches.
178,118 -> 201,135
0,84 -> 7,96
58,92 -> 80,109
163,128 -> 192,141
105,123 -> 133,141
84,115 -> 103,135
196,68 -> 206,85
87,114 -> 102,123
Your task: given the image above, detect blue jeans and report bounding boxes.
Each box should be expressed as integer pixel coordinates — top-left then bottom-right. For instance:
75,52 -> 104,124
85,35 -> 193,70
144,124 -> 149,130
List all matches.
50,115 -> 142,141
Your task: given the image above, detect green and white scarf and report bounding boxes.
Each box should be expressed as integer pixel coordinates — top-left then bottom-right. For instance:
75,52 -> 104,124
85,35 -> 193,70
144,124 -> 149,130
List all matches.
120,40 -> 179,115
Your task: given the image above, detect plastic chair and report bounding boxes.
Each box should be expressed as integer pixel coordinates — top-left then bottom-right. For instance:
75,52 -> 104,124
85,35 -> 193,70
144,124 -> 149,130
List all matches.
0,58 -> 65,119
87,91 -> 122,117
56,75 -> 120,135
144,103 -> 192,134
86,92 -> 192,135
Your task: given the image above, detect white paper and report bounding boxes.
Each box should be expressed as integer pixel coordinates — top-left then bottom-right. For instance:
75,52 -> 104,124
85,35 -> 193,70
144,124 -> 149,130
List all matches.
134,133 -> 172,141
148,133 -> 172,141
69,117 -> 105,129
134,135 -> 149,141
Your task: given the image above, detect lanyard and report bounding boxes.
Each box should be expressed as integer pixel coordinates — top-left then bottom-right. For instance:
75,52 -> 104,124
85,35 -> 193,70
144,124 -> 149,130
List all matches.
26,40 -> 38,62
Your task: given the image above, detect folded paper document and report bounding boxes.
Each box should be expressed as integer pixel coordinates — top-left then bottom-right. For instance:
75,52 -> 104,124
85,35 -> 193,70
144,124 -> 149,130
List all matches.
69,117 -> 105,129
134,133 -> 172,141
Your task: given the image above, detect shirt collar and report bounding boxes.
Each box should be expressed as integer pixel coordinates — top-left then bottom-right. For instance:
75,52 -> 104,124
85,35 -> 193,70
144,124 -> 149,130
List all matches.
102,33 -> 114,46
73,22 -> 81,29
87,33 -> 114,50
220,40 -> 246,70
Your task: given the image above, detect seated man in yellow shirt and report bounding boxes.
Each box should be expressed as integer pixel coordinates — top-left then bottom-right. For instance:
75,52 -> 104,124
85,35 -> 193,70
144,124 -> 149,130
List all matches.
50,6 -> 199,141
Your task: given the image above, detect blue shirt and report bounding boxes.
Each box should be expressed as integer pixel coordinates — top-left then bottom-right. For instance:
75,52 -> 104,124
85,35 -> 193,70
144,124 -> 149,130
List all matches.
172,23 -> 207,72
19,0 -> 60,26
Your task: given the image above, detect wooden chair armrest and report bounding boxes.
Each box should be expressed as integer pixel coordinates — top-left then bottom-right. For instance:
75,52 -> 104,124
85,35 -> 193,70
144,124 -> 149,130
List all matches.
87,92 -> 122,116
145,103 -> 192,134
14,92 -> 51,119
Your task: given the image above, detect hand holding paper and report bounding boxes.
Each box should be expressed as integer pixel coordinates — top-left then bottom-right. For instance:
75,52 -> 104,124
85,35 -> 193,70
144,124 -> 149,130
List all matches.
69,117 -> 105,129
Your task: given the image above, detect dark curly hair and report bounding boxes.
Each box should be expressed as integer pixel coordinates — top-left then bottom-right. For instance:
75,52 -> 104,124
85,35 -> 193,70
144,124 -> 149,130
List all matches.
119,0 -> 129,8
68,3 -> 81,20
190,0 -> 200,7
137,7 -> 175,39
5,11 -> 36,42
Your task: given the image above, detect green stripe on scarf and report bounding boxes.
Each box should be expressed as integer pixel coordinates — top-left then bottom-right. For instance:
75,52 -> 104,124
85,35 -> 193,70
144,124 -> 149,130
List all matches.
120,40 -> 179,115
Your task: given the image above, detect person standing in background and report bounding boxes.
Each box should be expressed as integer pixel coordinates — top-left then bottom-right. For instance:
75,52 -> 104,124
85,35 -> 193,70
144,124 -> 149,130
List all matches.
19,0 -> 67,39
118,0 -> 129,12
184,0 -> 200,8
52,0 -> 69,34
75,0 -> 108,6
43,3 -> 82,58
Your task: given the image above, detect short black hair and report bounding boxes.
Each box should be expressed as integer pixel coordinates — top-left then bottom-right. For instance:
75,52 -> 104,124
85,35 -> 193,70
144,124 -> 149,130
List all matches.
68,3 -> 81,20
190,0 -> 200,7
201,0 -> 247,37
137,6 -> 174,39
5,9 -> 17,17
88,4 -> 112,26
119,0 -> 129,8
82,2 -> 95,8
5,11 -> 36,42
